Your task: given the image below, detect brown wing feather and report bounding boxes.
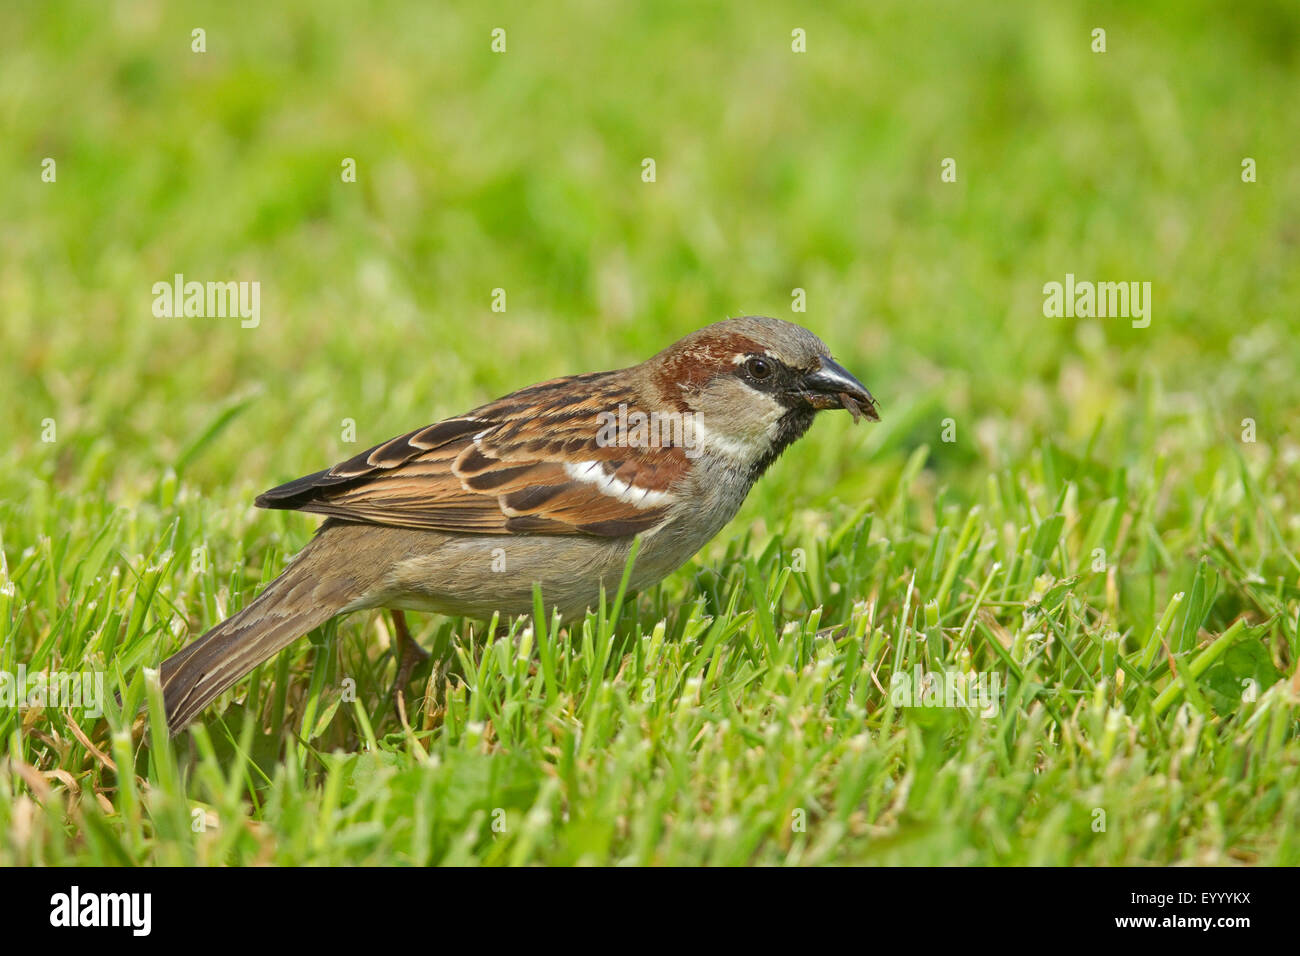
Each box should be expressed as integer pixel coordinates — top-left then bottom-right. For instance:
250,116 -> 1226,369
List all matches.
254,373 -> 688,538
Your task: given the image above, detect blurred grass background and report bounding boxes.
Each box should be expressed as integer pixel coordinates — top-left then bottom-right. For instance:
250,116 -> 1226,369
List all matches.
2,0 -> 1299,864
5,0 -> 1298,511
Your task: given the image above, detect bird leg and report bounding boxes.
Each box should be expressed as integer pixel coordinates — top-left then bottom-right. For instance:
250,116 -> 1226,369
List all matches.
391,609 -> 429,726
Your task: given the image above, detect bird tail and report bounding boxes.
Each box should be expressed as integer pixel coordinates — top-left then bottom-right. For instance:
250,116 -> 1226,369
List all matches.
159,523 -> 382,735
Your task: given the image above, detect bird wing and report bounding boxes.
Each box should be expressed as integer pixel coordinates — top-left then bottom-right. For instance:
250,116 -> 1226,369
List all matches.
254,373 -> 690,537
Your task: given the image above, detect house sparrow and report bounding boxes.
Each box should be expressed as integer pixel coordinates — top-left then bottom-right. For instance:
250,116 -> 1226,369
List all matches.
159,316 -> 877,733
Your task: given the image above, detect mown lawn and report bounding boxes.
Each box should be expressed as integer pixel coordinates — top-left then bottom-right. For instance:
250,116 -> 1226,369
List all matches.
2,0 -> 1298,864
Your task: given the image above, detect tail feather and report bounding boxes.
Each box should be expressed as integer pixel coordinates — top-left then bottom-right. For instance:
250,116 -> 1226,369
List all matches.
160,525 -> 382,735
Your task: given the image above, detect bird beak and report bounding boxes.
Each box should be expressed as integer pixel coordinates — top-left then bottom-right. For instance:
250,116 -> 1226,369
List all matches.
801,357 -> 880,423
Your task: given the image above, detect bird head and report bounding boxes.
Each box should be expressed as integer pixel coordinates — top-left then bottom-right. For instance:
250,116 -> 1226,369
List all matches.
642,315 -> 878,470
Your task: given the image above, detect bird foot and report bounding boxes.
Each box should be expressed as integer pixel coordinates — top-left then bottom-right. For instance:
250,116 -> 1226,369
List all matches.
390,610 -> 430,726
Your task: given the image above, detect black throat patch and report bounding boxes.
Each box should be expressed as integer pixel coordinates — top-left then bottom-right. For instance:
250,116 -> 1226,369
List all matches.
748,407 -> 817,482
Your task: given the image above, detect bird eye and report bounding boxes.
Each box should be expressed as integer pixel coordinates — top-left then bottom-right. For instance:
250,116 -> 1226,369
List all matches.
744,356 -> 774,380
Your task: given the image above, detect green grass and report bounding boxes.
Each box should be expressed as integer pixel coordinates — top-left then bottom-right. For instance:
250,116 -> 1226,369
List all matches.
2,0 -> 1298,865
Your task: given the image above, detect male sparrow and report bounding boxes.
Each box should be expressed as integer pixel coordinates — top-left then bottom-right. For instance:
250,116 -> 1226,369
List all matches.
159,316 -> 877,733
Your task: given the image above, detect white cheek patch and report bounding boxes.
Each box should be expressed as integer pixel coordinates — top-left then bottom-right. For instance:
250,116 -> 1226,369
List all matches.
691,391 -> 785,461
563,460 -> 675,508
687,419 -> 752,460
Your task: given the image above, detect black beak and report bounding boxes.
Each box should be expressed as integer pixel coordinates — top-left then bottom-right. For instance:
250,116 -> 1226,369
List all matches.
801,357 -> 880,422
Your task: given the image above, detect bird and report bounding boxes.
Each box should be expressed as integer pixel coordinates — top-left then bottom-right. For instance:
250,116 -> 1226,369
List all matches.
158,316 -> 878,734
